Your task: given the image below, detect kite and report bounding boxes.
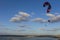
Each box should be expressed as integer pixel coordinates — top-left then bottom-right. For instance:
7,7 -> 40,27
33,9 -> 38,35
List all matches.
43,2 -> 51,13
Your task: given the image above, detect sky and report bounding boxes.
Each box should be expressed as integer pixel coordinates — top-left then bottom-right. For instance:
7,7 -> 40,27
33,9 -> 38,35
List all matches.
0,0 -> 60,35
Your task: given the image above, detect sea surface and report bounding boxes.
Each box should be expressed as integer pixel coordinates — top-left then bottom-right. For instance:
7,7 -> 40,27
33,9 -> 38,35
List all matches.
0,37 -> 59,40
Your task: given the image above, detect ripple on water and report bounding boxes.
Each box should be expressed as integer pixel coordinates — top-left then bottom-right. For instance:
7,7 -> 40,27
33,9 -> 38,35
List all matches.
0,37 -> 59,40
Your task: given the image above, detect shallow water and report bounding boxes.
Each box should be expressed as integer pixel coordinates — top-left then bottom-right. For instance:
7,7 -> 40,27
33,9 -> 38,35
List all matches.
0,37 -> 59,40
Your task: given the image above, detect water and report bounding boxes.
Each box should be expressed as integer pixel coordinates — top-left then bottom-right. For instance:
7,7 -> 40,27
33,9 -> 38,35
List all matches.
0,37 -> 59,40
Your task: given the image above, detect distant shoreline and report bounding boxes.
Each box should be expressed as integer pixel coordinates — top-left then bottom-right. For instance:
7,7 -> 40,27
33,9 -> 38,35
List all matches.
0,35 -> 60,38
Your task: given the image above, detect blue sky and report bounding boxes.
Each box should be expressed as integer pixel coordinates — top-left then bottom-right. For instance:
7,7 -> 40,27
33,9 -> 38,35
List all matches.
0,0 -> 60,35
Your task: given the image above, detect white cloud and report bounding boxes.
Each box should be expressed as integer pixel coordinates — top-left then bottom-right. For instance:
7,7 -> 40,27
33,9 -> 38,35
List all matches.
19,12 -> 30,17
53,28 -> 60,30
32,18 -> 43,22
32,13 -> 60,23
38,27 -> 60,31
10,12 -> 60,23
17,24 -> 30,28
46,14 -> 55,17
46,30 -> 57,31
48,14 -> 60,23
39,28 -> 45,30
43,28 -> 60,32
10,12 -> 31,23
32,18 -> 47,23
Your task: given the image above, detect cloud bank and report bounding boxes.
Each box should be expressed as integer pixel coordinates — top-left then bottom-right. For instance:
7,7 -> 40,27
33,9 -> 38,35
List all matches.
10,12 -> 60,23
10,12 -> 31,23
32,13 -> 60,23
47,14 -> 60,23
32,18 -> 47,23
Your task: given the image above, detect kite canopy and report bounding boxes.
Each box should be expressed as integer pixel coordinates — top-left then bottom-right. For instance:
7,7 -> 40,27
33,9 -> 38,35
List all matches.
43,2 -> 51,13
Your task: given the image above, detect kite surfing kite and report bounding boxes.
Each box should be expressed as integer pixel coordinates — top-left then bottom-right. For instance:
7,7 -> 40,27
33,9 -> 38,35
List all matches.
43,2 -> 51,13
43,2 -> 52,22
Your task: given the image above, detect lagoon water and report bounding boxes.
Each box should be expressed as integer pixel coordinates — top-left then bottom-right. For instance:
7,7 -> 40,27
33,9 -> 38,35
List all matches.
0,37 -> 59,40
